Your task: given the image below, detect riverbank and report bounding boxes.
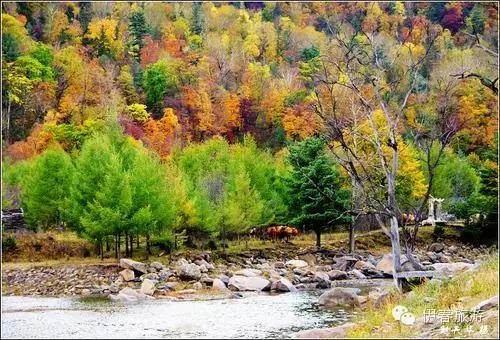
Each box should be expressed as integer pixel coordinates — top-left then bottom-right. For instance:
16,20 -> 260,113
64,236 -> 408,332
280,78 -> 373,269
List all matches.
2,235 -> 494,299
295,254 -> 499,339
347,254 -> 499,338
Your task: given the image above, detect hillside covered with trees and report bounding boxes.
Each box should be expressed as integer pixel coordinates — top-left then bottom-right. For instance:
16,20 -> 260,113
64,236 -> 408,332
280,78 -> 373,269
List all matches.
2,2 -> 498,258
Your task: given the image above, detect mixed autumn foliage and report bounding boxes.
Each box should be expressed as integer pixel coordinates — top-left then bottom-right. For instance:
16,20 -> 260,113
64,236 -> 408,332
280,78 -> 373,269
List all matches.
1,2 -> 498,255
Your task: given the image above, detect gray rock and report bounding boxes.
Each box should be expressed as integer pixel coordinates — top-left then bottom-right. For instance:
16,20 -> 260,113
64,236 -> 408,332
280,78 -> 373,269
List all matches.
219,274 -> 230,285
285,260 -> 308,268
354,260 -> 376,271
473,295 -> 498,311
349,269 -> 367,280
158,269 -> 173,281
299,254 -> 316,266
179,263 -> 202,281
233,268 -> 262,277
316,280 -> 331,289
228,276 -> 271,291
327,270 -> 348,280
430,262 -> 473,273
294,323 -> 355,338
110,287 -> 153,302
119,259 -> 148,274
120,269 -> 135,282
429,243 -> 444,253
140,279 -> 155,296
271,278 -> 297,292
200,274 -> 214,285
274,262 -> 285,269
318,287 -> 360,308
313,272 -> 330,283
175,258 -> 189,267
192,282 -> 203,290
212,278 -> 228,291
375,254 -> 395,274
150,262 -> 164,271
141,273 -> 159,281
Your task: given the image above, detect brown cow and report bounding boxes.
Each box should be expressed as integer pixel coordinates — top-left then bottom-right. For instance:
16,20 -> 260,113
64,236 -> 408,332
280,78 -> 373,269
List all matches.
266,225 -> 299,242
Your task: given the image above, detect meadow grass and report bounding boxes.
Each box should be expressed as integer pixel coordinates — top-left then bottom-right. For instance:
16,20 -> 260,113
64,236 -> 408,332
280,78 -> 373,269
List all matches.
348,254 -> 499,338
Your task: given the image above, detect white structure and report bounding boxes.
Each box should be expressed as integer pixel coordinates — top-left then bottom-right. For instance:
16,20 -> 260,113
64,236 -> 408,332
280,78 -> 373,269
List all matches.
422,196 -> 445,226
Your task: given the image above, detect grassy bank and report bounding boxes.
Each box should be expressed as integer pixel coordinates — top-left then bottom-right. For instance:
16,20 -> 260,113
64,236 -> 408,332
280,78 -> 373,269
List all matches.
2,225 -> 462,265
348,254 -> 499,338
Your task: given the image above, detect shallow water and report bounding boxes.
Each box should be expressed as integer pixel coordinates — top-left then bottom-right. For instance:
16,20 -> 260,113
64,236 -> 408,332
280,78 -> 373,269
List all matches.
1,291 -> 353,339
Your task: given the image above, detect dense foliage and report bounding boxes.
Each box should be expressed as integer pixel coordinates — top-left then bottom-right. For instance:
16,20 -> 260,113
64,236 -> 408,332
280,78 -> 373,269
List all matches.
1,2 -> 498,254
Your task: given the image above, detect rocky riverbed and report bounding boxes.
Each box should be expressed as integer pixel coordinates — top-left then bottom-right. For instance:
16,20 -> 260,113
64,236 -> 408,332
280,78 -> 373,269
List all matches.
2,242 -> 494,301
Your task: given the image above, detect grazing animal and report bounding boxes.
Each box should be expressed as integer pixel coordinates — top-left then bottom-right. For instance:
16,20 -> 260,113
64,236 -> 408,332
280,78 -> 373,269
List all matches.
402,213 -> 415,225
266,225 -> 299,242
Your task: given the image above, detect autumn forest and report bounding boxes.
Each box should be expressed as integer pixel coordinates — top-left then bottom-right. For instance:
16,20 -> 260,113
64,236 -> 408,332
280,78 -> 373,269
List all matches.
1,2 -> 498,256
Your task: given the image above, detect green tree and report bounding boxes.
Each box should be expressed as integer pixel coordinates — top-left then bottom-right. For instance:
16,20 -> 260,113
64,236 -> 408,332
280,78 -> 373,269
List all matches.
220,170 -> 264,239
2,33 -> 20,62
21,148 -> 74,230
128,6 -> 149,60
143,59 -> 180,114
190,2 -> 204,36
78,2 -> 94,33
286,137 -> 351,248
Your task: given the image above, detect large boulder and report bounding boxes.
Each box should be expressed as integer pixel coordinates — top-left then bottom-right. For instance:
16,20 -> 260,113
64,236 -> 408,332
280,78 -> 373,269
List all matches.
327,270 -> 348,280
271,278 -> 297,292
313,272 -> 330,283
286,260 -> 309,269
149,261 -> 164,271
474,296 -> 499,312
430,262 -> 473,273
349,269 -> 367,280
299,253 -> 316,266
179,263 -> 202,281
375,254 -> 395,274
354,261 -> 376,271
120,269 -> 135,282
375,254 -> 410,275
109,287 -> 153,302
140,279 -> 155,296
141,272 -> 159,281
234,268 -> 262,277
295,323 -> 355,338
119,259 -> 148,274
212,278 -> 228,291
428,243 -> 445,253
318,287 -> 360,308
228,275 -> 271,291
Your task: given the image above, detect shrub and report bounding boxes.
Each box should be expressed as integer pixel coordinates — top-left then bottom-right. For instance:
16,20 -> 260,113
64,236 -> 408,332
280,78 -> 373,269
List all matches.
151,234 -> 174,253
2,235 -> 17,251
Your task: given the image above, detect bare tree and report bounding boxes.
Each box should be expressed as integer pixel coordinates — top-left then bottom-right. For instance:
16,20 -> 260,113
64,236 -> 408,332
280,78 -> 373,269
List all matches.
305,19 -> 439,290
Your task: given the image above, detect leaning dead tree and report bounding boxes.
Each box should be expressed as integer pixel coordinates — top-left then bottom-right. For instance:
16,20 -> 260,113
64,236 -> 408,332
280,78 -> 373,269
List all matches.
303,18 -> 440,290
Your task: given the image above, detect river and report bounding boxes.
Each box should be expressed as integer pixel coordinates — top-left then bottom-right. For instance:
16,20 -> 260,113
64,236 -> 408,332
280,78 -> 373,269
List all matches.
1,291 -> 354,339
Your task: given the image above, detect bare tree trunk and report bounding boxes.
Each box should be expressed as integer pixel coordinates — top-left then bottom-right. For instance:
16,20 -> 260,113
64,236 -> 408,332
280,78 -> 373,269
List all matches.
389,216 -> 403,292
136,235 -> 139,248
349,224 -> 355,253
106,238 -> 110,252
315,229 -> 321,249
146,234 -> 150,260
129,235 -> 133,257
114,235 -> 118,259
117,234 -> 121,260
125,233 -> 129,257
